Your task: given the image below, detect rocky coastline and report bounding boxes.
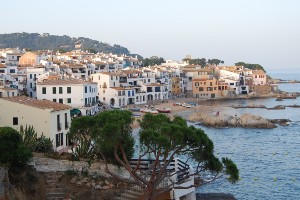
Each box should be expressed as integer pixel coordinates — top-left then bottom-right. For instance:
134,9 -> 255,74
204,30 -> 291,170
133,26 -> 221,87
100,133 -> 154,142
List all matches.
189,113 -> 290,128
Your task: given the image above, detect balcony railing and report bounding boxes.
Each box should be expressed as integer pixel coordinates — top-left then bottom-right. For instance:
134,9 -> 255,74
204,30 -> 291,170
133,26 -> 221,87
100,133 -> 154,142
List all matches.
84,102 -> 97,107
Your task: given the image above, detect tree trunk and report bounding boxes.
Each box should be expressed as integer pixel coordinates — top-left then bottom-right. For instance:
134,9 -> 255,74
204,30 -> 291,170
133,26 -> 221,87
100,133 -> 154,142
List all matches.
144,186 -> 154,200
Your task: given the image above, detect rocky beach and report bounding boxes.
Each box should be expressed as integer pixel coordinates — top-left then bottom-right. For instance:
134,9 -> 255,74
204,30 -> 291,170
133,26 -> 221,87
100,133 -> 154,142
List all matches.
129,95 -> 293,129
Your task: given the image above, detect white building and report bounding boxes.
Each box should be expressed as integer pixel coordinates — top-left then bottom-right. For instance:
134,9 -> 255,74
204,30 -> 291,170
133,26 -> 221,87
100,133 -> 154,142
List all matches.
26,67 -> 46,98
0,96 -> 72,150
37,78 -> 98,116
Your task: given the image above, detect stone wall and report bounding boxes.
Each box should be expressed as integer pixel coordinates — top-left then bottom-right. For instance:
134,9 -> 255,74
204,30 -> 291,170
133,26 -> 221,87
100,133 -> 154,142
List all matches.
31,157 -> 130,178
0,168 -> 8,200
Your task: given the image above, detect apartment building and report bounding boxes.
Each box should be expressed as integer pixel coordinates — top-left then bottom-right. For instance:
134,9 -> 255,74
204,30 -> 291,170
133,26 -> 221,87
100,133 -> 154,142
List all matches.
0,96 -> 71,149
37,78 -> 98,116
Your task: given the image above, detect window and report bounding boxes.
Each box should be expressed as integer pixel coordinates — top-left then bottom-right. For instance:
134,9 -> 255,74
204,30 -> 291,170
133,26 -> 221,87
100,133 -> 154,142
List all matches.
65,113 -> 68,129
67,98 -> 71,103
57,114 -> 61,131
30,83 -> 32,88
67,87 -> 71,93
30,74 -> 32,79
89,86 -> 91,92
56,133 -> 63,147
59,87 -> 63,94
195,82 -> 199,87
59,99 -> 63,104
199,87 -> 204,91
10,69 -> 15,73
85,86 -> 87,93
103,90 -> 105,93
42,87 -> 46,94
13,117 -> 18,125
52,87 -> 56,94
53,99 -> 56,102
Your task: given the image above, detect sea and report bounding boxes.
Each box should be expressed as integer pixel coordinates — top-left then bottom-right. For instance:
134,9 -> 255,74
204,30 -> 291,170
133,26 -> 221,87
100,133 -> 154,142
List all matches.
194,69 -> 300,199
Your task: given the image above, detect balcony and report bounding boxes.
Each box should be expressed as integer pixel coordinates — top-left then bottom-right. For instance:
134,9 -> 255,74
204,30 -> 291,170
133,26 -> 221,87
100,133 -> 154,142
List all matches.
84,102 -> 97,107
57,123 -> 62,131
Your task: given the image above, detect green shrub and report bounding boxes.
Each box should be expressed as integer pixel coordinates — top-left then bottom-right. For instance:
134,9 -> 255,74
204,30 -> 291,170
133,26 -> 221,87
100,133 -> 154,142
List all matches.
72,138 -> 95,159
33,136 -> 53,153
64,169 -> 78,176
19,125 -> 38,150
0,127 -> 32,167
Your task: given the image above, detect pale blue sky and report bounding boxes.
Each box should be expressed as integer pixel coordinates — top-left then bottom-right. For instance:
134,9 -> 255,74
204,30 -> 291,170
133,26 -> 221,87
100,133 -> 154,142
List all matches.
2,0 -> 300,70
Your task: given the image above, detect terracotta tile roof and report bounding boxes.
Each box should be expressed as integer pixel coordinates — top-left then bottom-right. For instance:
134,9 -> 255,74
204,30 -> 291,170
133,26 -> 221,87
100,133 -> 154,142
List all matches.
100,72 -> 119,76
122,70 -> 141,74
37,78 -> 97,85
1,96 -> 71,112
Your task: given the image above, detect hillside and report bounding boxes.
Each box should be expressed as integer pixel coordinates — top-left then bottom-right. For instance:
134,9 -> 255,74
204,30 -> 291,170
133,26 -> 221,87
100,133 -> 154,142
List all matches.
235,62 -> 266,72
0,32 -> 139,56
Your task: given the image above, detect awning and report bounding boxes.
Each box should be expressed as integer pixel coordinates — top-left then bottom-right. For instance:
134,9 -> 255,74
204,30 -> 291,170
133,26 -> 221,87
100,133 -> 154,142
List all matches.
70,108 -> 81,115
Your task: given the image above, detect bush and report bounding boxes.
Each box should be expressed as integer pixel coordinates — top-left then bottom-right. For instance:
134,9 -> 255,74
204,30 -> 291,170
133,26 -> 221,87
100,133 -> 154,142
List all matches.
19,125 -> 38,150
0,127 -> 32,167
64,169 -> 78,176
33,136 -> 53,153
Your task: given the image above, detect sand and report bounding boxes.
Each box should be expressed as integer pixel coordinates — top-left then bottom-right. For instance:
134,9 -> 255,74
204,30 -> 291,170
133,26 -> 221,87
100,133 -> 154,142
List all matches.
129,97 -> 199,129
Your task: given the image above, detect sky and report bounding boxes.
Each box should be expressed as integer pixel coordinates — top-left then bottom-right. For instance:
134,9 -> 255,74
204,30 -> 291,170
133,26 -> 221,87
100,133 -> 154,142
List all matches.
2,0 -> 300,70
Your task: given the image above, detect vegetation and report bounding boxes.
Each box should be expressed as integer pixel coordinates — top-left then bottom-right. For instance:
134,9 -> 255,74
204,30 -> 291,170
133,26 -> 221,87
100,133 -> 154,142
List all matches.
0,32 -> 139,56
33,136 -> 53,153
183,57 -> 224,67
142,56 -> 165,66
0,127 -> 32,167
19,125 -> 53,153
68,110 -> 239,200
136,114 -> 238,198
235,62 -> 266,72
68,110 -> 135,163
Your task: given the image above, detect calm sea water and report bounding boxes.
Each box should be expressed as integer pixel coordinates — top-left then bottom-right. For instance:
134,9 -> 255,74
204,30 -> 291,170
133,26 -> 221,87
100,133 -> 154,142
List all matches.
194,69 -> 300,199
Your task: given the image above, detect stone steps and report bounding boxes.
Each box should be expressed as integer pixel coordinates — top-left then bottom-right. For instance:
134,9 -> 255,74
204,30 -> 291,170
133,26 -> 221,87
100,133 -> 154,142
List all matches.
43,172 -> 66,200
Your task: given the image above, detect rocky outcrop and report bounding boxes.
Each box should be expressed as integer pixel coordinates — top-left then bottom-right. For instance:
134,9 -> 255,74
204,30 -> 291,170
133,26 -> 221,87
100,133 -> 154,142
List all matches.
189,113 -> 276,129
196,193 -> 236,200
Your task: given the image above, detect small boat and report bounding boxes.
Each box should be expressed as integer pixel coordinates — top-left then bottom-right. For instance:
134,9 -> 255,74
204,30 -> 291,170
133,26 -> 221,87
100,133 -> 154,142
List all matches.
129,107 -> 140,112
185,105 -> 192,108
140,109 -> 159,114
181,103 -> 186,107
156,108 -> 172,113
